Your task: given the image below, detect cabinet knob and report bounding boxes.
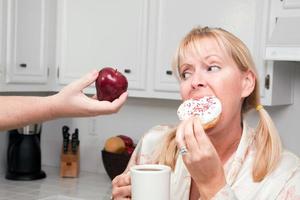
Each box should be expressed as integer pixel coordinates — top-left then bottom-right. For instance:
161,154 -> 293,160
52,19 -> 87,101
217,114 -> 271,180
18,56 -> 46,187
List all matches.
124,69 -> 131,74
265,74 -> 270,90
19,63 -> 27,68
166,70 -> 173,75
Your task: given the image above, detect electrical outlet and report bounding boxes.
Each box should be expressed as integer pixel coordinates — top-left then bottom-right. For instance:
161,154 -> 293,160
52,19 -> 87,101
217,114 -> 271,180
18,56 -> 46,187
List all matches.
89,118 -> 97,136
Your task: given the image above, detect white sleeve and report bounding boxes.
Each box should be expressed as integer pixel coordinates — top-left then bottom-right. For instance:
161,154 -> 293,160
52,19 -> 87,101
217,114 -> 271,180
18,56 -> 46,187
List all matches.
211,184 -> 238,200
276,166 -> 300,199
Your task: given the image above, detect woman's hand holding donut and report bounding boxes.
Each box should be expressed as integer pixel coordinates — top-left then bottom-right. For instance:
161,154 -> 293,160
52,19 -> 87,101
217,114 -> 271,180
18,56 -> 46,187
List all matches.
111,172 -> 132,200
176,117 -> 226,199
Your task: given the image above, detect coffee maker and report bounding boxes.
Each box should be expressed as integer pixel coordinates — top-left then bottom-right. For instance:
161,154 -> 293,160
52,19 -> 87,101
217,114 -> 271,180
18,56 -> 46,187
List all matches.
6,124 -> 46,180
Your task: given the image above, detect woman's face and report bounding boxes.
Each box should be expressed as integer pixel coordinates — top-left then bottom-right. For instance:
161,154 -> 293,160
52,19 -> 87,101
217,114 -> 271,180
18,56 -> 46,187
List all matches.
178,37 -> 254,133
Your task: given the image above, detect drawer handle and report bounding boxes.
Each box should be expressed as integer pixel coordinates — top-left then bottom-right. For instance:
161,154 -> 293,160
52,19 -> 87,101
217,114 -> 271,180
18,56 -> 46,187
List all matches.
166,70 -> 173,75
19,63 -> 27,68
124,69 -> 131,73
265,74 -> 270,90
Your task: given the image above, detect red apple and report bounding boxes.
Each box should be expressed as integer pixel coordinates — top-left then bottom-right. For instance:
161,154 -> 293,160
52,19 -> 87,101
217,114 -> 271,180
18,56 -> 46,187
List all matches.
96,67 -> 128,102
117,135 -> 134,147
125,146 -> 135,155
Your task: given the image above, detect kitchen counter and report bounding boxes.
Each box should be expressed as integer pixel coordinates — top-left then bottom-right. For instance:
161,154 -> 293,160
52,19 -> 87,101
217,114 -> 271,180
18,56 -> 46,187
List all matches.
0,166 -> 112,200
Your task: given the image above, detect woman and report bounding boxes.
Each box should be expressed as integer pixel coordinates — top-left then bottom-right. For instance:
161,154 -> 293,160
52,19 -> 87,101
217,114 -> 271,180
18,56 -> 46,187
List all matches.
112,27 -> 300,199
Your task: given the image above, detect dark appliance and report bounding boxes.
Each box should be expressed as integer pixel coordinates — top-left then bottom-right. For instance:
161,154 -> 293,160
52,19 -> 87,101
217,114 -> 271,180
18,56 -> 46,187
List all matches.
6,124 -> 46,180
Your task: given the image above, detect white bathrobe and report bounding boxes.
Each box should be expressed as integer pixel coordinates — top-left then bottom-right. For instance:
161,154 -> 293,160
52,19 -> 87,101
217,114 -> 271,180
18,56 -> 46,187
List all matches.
130,122 -> 300,200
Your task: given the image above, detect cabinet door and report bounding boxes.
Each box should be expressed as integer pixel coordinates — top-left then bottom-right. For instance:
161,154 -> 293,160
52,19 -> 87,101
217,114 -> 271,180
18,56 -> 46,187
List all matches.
57,0 -> 148,90
267,0 -> 300,47
152,0 -> 257,94
0,0 -> 3,78
4,0 -> 48,83
254,0 -> 296,105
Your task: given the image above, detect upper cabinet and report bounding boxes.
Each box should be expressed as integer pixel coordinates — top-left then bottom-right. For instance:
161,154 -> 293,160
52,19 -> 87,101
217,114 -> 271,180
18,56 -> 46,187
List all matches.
150,0 -> 297,104
1,0 -> 296,105
150,0 -> 257,99
56,0 -> 148,91
4,0 -> 48,83
0,0 -> 57,92
265,0 -> 300,61
254,0 -> 299,106
0,0 -> 3,78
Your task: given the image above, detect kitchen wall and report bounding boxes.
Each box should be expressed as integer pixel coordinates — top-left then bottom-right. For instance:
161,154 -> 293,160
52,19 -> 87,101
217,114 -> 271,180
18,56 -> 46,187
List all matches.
0,65 -> 299,175
40,98 -> 181,174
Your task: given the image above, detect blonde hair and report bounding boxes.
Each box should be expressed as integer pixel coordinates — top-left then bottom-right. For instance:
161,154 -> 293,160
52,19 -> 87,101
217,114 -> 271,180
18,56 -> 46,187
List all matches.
155,26 -> 282,182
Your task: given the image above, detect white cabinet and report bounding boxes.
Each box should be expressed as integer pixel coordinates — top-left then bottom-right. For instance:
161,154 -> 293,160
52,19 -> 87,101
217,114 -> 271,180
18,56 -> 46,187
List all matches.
3,0 -> 48,84
0,0 -> 3,78
265,0 -> 300,61
260,61 -> 296,105
269,0 -> 300,27
0,0 -> 295,104
150,0 -> 257,99
254,0 -> 298,106
56,0 -> 148,91
151,0 -> 296,104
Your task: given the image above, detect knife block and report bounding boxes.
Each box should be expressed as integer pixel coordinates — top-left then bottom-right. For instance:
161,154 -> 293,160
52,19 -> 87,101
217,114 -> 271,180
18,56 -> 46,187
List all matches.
60,143 -> 80,178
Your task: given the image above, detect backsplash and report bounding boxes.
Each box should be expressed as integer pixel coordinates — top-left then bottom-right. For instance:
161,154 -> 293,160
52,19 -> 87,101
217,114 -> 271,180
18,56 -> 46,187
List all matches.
40,97 -> 181,174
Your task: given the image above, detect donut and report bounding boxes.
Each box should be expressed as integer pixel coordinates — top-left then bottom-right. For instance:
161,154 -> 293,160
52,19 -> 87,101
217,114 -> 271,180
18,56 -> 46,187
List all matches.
177,96 -> 222,130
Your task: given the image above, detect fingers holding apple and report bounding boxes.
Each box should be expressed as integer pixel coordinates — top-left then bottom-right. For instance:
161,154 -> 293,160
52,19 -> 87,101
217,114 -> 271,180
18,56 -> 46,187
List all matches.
96,67 -> 128,102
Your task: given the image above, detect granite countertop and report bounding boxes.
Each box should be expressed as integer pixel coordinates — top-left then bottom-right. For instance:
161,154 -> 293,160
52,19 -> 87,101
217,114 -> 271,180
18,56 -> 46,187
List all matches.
0,166 -> 112,200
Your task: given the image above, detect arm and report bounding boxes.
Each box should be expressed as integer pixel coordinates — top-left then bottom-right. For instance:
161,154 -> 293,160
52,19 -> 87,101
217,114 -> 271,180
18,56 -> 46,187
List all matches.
0,70 -> 128,131
0,95 -> 56,131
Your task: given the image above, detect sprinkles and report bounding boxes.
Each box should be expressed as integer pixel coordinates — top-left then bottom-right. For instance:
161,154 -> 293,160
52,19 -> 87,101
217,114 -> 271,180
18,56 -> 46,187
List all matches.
177,96 -> 222,124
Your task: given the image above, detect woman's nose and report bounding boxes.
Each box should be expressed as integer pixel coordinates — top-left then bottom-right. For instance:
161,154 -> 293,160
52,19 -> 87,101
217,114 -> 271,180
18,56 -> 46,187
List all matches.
192,83 -> 205,89
191,75 -> 206,89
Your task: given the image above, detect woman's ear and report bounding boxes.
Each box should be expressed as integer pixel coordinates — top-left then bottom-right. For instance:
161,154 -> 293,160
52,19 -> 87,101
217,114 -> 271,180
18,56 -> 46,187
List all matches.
241,70 -> 256,98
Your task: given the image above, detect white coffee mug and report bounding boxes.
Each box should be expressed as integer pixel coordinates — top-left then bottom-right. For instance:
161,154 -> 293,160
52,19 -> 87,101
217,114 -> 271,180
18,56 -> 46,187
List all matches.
130,164 -> 171,200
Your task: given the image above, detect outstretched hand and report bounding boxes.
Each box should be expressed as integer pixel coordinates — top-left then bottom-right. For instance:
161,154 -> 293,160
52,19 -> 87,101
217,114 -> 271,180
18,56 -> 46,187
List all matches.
51,70 -> 128,118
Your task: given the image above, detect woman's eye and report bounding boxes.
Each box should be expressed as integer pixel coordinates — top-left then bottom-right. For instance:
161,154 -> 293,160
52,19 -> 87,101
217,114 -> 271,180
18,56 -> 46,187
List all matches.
180,71 -> 192,80
208,65 -> 221,72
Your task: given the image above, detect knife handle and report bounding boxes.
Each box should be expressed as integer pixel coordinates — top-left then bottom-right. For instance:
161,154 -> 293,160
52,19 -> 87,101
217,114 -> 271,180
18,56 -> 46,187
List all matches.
71,129 -> 79,154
